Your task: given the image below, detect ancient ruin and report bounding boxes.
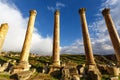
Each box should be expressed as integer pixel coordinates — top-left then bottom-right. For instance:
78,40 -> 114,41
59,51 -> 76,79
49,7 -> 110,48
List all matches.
52,10 -> 60,67
78,8 -> 101,80
0,8 -> 120,80
0,23 -> 9,53
79,8 -> 95,65
48,10 -> 61,77
102,8 -> 120,66
11,10 -> 37,74
19,10 -> 37,70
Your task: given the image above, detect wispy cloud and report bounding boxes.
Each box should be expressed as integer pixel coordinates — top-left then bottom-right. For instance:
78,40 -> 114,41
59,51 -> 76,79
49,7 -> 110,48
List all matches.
47,6 -> 55,12
56,2 -> 65,8
47,2 -> 66,12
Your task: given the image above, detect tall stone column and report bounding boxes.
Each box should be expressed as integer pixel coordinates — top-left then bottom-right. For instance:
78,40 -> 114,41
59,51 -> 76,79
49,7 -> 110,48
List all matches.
0,23 -> 9,53
78,8 -> 101,80
20,10 -> 37,68
102,8 -> 120,66
79,8 -> 95,65
52,10 -> 60,66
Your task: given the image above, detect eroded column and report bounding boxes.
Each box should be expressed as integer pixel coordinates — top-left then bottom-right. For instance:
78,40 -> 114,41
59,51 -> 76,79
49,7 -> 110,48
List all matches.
52,10 -> 60,66
79,8 -> 95,65
102,8 -> 120,66
0,23 -> 8,53
20,10 -> 37,68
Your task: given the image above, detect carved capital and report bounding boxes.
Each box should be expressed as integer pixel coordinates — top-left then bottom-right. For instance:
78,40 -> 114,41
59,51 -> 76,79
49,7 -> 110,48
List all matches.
102,8 -> 110,16
79,8 -> 86,14
1,23 -> 8,30
54,10 -> 60,15
30,10 -> 37,16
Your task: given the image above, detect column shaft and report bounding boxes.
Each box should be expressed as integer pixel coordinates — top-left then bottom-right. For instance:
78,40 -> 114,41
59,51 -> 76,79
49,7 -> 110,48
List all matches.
79,8 -> 95,65
0,23 -> 8,53
52,10 -> 60,66
102,8 -> 120,65
20,10 -> 37,62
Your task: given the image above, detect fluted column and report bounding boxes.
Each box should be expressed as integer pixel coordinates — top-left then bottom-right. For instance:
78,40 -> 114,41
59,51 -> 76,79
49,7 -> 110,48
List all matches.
20,10 -> 37,64
52,10 -> 60,66
0,23 -> 8,53
102,8 -> 120,65
79,8 -> 95,65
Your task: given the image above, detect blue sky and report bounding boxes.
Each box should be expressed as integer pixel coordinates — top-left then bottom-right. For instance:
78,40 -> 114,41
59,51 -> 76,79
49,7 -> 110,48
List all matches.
0,0 -> 120,55
13,0 -> 102,46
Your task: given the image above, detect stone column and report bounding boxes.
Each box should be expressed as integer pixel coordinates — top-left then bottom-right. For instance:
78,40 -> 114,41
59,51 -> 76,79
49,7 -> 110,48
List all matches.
79,8 -> 95,65
102,8 -> 120,66
0,23 -> 9,53
52,10 -> 60,66
20,10 -> 37,68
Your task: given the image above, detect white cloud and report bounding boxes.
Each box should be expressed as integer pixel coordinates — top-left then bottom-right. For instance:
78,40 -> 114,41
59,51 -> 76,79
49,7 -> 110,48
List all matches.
61,39 -> 84,54
47,2 -> 65,12
0,0 -> 53,55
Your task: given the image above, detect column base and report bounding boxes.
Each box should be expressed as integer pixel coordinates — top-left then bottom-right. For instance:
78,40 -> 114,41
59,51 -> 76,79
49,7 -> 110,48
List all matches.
84,64 -> 101,80
48,64 -> 61,77
52,61 -> 60,67
10,61 -> 31,74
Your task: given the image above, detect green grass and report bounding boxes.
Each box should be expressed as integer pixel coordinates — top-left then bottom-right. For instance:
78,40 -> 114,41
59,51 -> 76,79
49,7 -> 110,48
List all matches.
0,73 -> 10,79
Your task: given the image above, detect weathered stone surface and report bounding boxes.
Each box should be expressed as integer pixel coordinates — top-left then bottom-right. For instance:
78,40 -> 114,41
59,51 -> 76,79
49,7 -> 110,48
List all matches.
0,23 -> 8,53
12,71 -> 32,80
102,8 -> 120,66
85,65 -> 101,80
106,66 -> 119,76
10,62 -> 31,74
62,68 -> 70,80
42,64 -> 49,74
110,77 -> 119,80
20,10 -> 37,68
79,8 -> 101,80
72,75 -> 80,80
79,8 -> 95,65
48,65 -> 61,78
97,64 -> 108,74
61,62 -> 80,80
31,73 -> 52,80
11,10 -> 37,73
77,64 -> 85,74
0,62 -> 9,72
52,10 -> 60,67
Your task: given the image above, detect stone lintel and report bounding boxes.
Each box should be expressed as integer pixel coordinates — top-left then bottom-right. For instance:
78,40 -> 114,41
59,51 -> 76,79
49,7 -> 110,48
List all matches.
30,10 -> 37,16
102,8 -> 110,15
54,10 -> 60,15
79,8 -> 86,14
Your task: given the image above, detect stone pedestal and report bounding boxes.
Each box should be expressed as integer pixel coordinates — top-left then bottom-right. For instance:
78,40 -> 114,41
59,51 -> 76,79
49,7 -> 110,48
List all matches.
48,65 -> 61,78
102,8 -> 120,66
0,23 -> 9,53
52,10 -> 60,67
85,65 -> 101,80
